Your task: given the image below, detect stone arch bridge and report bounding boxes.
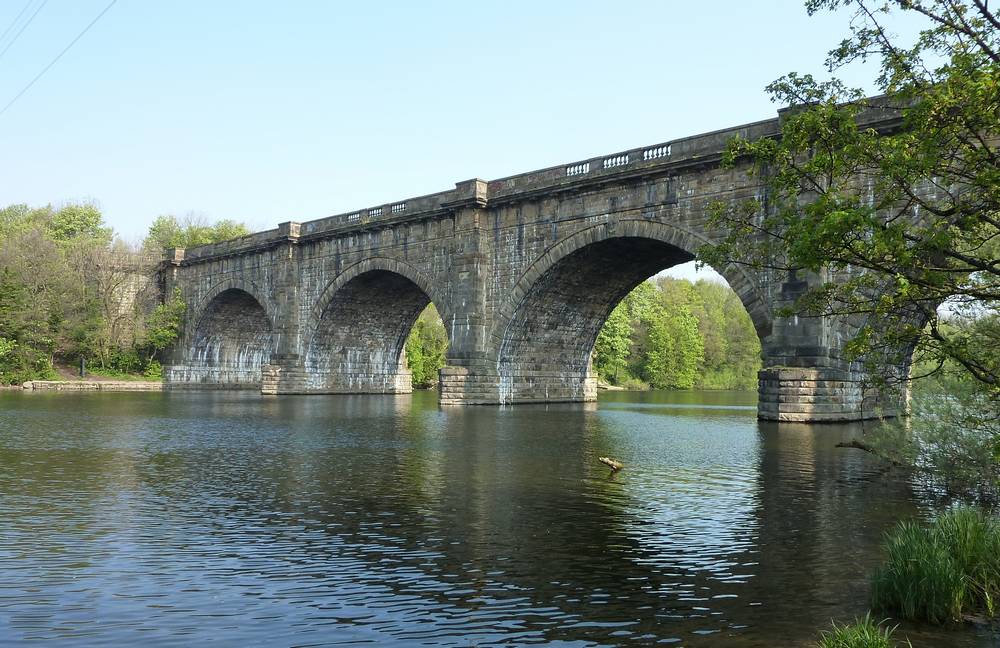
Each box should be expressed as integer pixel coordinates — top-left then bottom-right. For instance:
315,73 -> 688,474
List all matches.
161,107 -> 905,422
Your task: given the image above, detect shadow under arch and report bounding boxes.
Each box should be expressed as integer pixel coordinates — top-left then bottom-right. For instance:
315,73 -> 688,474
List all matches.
188,278 -> 278,333
173,280 -> 277,387
302,257 -> 451,394
490,220 -> 772,404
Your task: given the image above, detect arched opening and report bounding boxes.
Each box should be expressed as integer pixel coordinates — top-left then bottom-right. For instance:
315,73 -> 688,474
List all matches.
186,288 -> 274,387
304,269 -> 449,393
494,235 -> 766,404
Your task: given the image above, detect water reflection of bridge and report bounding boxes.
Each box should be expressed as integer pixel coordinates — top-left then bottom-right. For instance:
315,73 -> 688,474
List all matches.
60,394 -> 920,644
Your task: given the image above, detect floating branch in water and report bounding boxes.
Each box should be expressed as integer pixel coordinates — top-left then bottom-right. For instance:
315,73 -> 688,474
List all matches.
599,456 -> 623,471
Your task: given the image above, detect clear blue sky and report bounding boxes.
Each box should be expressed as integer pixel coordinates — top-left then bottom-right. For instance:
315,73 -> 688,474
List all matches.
0,0 -> 911,281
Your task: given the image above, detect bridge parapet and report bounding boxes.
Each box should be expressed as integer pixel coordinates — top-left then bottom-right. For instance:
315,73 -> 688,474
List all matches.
487,116 -> 782,200
165,117 -> 790,266
166,102 -> 906,268
180,227 -> 286,263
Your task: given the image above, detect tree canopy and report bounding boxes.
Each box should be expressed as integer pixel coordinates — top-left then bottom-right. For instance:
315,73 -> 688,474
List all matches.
700,0 -> 999,499
0,203 -> 242,383
143,214 -> 250,254
702,0 -> 999,395
594,278 -> 761,391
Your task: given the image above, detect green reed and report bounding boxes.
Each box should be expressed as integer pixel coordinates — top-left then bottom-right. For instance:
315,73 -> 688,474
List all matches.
816,614 -> 907,648
871,507 -> 1000,624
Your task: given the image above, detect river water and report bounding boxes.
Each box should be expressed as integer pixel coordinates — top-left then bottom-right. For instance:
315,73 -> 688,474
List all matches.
0,389 -> 995,647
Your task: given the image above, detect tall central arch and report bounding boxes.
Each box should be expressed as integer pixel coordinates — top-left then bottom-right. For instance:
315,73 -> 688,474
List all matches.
489,222 -> 771,404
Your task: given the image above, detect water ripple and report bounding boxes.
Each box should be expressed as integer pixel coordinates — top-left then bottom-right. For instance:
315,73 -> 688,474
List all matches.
0,391 -> 988,647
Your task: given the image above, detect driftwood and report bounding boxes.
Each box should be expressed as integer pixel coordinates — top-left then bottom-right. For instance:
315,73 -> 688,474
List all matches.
835,439 -> 904,467
835,439 -> 877,454
599,456 -> 623,471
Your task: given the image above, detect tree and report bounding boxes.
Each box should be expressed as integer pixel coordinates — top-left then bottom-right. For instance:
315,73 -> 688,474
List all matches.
591,278 -> 761,390
702,0 -> 999,395
143,214 -> 250,253
47,203 -> 112,243
699,0 -> 999,498
404,304 -> 449,388
593,304 -> 632,382
640,302 -> 704,390
141,288 -> 186,366
0,201 -> 253,384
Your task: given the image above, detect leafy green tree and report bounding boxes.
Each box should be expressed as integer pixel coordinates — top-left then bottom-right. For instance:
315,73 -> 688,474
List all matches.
404,304 -> 449,388
47,203 -> 112,243
141,288 -> 187,363
143,214 -> 250,253
0,204 -> 40,235
595,282 -> 662,384
593,278 -> 759,390
638,301 -> 704,390
594,304 -> 632,382
0,202 -> 242,383
680,278 -> 762,390
698,0 -> 998,497
701,0 -> 999,394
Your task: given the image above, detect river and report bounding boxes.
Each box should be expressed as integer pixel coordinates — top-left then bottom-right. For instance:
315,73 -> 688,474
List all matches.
0,390 -> 994,646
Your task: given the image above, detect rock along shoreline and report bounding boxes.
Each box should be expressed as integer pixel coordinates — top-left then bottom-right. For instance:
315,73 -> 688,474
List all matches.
19,381 -> 163,392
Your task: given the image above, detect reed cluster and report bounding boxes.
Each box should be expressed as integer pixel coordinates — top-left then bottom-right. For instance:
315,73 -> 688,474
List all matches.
816,614 -> 905,648
871,507 -> 1000,624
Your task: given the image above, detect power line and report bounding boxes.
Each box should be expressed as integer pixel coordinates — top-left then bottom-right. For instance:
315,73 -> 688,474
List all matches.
0,0 -> 117,117
0,0 -> 49,62
0,0 -> 36,47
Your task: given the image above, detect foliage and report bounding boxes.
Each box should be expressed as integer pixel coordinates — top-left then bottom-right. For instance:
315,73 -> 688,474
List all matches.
404,304 -> 448,388
700,0 -> 999,510
85,364 -> 156,382
867,365 -> 1000,501
816,614 -> 908,648
593,303 -> 632,383
144,360 -> 163,380
910,374 -> 1000,501
593,278 -> 761,390
640,297 -> 704,389
143,214 -> 250,253
0,202 -> 240,384
46,203 -> 112,243
701,0 -> 999,398
871,507 -> 1000,624
141,288 -> 187,362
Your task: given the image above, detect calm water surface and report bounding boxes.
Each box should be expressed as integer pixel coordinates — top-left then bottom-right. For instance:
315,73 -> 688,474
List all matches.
0,390 -> 996,647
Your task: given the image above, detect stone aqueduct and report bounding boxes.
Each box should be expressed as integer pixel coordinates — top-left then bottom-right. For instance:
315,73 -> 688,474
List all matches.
160,107 -> 905,422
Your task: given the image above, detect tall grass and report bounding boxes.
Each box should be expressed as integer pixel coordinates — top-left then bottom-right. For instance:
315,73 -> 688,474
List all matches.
816,614 -> 907,648
871,507 -> 1000,623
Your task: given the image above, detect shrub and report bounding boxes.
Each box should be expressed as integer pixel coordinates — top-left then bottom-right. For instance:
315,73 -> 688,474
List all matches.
816,614 -> 907,648
871,507 -> 1000,623
143,360 -> 162,380
0,338 -> 56,384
